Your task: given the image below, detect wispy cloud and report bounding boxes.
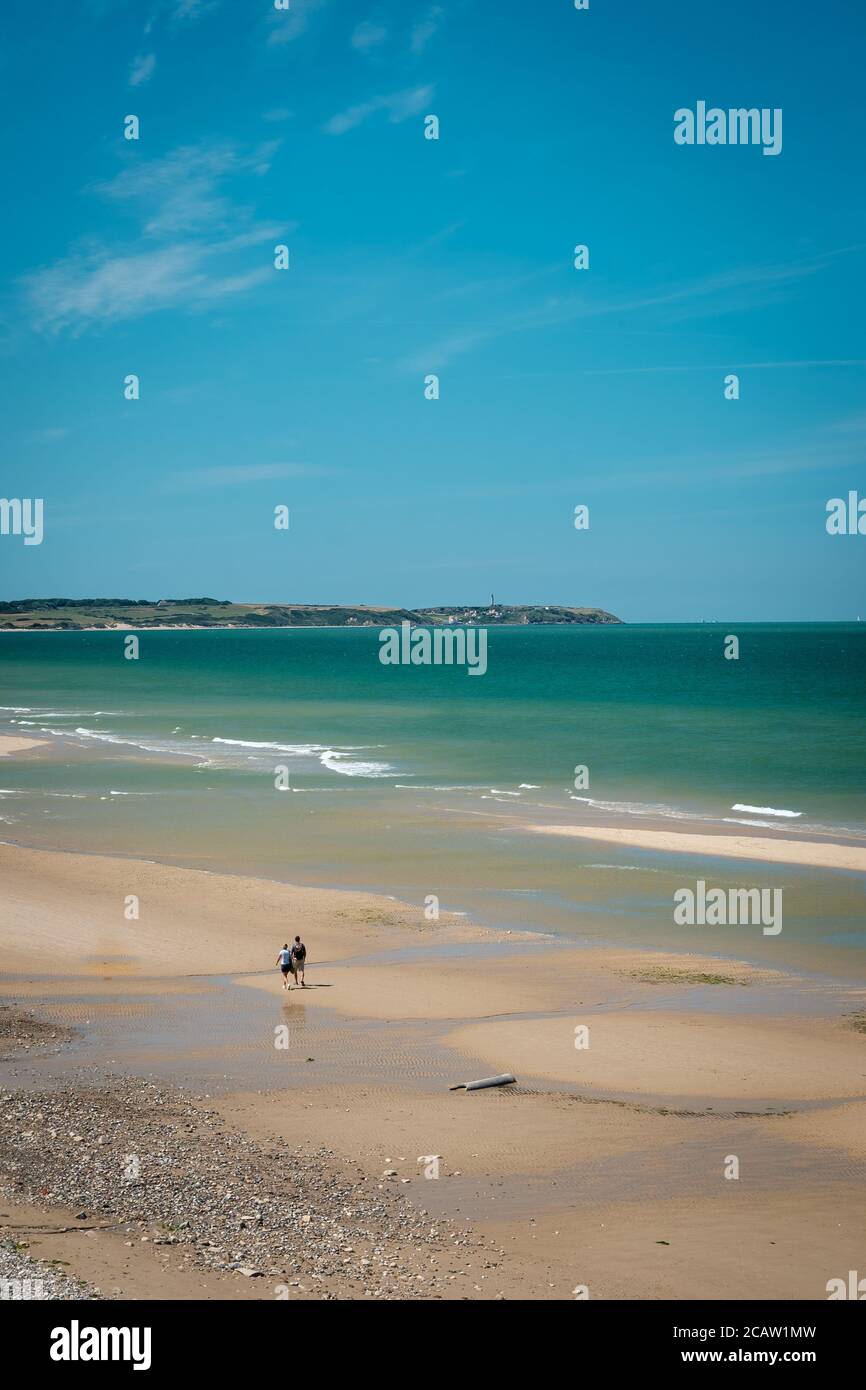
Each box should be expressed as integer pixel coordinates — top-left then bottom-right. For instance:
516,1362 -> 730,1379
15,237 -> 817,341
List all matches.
410,5 -> 444,54
21,140 -> 286,335
323,84 -> 433,135
400,251 -> 855,372
22,243 -> 274,335
403,328 -> 490,372
608,434 -> 866,486
597,255 -> 841,323
170,0 -> 219,22
401,221 -> 465,260
31,427 -> 70,443
86,0 -> 216,19
351,19 -> 388,52
128,52 -> 156,86
266,0 -> 330,47
826,408 -> 866,431
92,140 -> 279,236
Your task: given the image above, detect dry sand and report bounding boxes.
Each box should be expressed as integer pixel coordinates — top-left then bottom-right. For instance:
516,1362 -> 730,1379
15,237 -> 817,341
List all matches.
528,822 -> 866,872
0,735 -> 46,757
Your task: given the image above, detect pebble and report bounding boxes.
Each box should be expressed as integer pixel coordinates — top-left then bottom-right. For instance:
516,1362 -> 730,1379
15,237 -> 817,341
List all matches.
0,1071 -> 485,1301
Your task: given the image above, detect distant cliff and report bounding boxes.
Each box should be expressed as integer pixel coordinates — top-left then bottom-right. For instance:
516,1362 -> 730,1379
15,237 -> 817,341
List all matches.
0,599 -> 622,630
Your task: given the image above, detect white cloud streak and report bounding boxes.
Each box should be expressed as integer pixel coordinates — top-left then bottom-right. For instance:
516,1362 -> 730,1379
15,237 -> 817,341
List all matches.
170,0 -> 219,21
401,251 -> 852,372
267,0 -> 330,47
410,5 -> 443,54
351,19 -> 388,52
323,84 -> 433,135
21,141 -> 286,334
128,52 -> 156,86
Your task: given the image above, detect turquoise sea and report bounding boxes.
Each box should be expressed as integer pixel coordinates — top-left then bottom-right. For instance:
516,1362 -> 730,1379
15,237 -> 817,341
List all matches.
2,624 -> 865,975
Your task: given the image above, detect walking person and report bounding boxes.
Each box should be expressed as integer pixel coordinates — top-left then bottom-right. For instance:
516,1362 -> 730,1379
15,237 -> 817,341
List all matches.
291,935 -> 307,987
275,942 -> 293,990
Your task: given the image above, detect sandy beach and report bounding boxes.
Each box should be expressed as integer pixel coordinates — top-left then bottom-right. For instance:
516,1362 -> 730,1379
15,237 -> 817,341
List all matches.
4,0 -> 866,1339
528,823 -> 866,872
2,819 -> 865,1300
0,735 -> 46,758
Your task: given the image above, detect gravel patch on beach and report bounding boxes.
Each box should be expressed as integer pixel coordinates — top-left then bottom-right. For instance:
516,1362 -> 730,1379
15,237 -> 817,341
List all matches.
0,1239 -> 97,1300
0,1007 -> 76,1057
0,1075 -> 497,1300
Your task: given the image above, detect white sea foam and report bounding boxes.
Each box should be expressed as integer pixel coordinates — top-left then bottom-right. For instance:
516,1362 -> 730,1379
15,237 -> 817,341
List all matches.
393,784 -> 482,791
208,736 -> 396,778
22,719 -> 399,779
563,790 -> 818,835
70,728 -> 203,759
212,737 -> 327,753
565,791 -> 807,829
2,706 -> 122,719
319,749 -> 395,777
12,715 -> 67,723
567,793 -> 687,819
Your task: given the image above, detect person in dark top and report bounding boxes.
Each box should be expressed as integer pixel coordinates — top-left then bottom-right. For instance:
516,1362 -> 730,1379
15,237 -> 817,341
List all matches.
291,935 -> 307,987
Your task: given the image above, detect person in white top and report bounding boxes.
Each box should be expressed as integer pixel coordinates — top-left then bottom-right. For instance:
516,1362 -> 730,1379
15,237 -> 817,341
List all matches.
275,943 -> 293,990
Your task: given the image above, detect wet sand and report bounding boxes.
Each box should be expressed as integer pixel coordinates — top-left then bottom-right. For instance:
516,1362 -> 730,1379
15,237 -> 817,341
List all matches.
447,1011 -> 866,1102
1,835 -> 865,1300
0,840 -> 493,978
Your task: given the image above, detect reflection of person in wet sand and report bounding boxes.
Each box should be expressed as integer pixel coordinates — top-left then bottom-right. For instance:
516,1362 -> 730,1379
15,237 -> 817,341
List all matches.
291,935 -> 307,987
275,942 -> 293,991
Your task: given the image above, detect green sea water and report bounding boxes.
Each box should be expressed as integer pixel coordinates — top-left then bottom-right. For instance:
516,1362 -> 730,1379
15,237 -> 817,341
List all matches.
2,624 -> 865,975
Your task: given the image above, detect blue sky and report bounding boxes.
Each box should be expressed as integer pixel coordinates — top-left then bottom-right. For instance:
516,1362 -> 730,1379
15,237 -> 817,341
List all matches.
1,0 -> 865,620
